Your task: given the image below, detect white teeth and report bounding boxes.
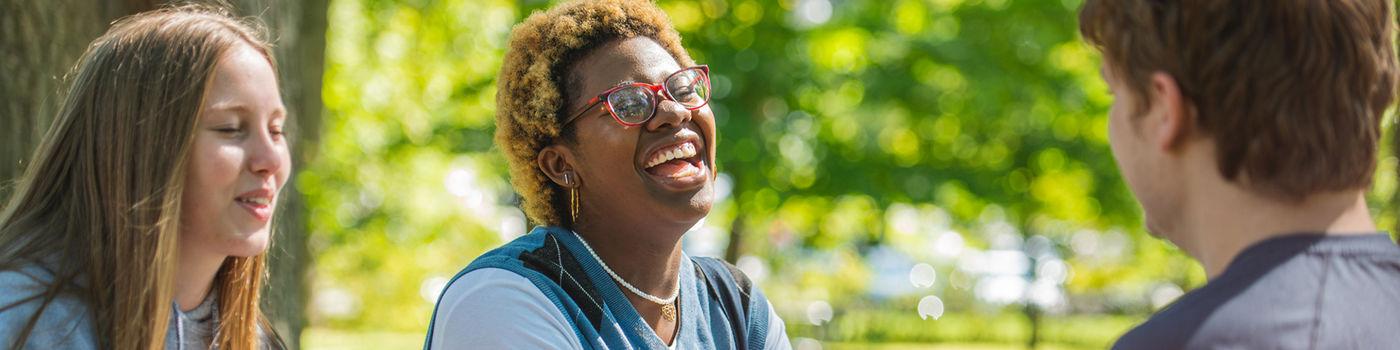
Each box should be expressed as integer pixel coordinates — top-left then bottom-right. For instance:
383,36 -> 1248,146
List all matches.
239,197 -> 271,205
645,142 -> 699,168
671,163 -> 699,178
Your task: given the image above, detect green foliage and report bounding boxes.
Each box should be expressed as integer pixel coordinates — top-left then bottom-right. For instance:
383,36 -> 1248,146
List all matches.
662,0 -> 1203,338
304,0 -> 521,330
305,0 -> 1400,345
786,309 -> 1139,348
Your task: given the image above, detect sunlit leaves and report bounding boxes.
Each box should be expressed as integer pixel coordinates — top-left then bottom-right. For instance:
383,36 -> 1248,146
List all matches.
303,0 -> 1253,344
307,0 -> 519,331
807,28 -> 870,73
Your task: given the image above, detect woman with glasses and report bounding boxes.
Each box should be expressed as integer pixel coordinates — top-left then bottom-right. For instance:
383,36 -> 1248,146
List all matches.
425,0 -> 790,349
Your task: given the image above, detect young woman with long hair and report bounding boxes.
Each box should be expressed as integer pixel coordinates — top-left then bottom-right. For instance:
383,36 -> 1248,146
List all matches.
0,4 -> 289,349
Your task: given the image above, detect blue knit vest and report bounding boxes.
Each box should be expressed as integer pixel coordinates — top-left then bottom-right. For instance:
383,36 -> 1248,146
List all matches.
424,226 -> 772,349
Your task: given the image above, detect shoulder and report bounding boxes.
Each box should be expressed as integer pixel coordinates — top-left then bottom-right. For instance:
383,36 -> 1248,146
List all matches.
463,227 -> 561,269
433,268 -> 556,320
428,268 -> 582,350
1113,253 -> 1335,350
1309,235 -> 1400,347
0,265 -> 97,349
692,256 -> 764,310
691,256 -> 792,349
1191,237 -> 1400,346
692,257 -> 751,285
0,265 -> 52,300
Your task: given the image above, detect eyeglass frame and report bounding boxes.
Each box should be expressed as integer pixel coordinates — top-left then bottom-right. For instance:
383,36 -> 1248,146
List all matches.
561,65 -> 711,128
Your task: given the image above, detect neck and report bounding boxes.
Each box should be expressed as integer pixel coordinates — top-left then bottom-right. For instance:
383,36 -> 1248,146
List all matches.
1173,179 -> 1375,279
573,218 -> 688,299
174,239 -> 226,312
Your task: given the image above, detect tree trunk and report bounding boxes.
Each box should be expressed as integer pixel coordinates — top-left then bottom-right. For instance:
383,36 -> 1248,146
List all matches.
1392,116 -> 1400,241
0,0 -> 149,195
724,213 -> 746,263
1,1 -> 326,348
722,164 -> 745,263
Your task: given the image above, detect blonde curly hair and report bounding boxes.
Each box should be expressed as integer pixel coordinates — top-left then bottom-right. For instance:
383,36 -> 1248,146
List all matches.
495,0 -> 695,226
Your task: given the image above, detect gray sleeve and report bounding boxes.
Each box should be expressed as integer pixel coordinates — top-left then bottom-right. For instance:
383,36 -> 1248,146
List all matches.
0,268 -> 98,350
428,268 -> 584,350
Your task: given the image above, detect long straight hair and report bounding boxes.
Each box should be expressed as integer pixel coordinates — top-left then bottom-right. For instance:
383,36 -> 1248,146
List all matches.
0,4 -> 282,349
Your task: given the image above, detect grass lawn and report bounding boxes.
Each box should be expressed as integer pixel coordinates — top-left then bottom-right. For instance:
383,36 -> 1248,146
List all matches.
303,329 -> 424,349
824,342 -> 1091,350
302,329 -> 1093,350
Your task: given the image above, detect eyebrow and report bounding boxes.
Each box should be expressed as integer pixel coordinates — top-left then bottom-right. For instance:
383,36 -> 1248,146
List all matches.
206,102 -> 286,117
612,65 -> 691,87
207,102 -> 251,114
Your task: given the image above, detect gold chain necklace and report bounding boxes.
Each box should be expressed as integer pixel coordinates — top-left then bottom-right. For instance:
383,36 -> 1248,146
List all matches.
571,231 -> 680,321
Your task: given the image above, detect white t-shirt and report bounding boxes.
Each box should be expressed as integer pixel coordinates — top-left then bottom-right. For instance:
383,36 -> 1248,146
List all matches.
429,267 -> 792,349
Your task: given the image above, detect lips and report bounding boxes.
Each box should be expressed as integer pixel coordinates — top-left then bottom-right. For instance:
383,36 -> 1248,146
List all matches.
638,129 -> 709,191
235,188 -> 276,222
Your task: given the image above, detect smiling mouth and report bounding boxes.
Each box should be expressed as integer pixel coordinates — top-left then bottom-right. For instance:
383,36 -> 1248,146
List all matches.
643,140 -> 705,179
235,193 -> 275,221
236,197 -> 271,206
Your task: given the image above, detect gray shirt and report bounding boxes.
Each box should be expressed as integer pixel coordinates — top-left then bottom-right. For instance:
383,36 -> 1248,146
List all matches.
0,263 -> 258,350
1113,233 -> 1400,350
169,290 -> 220,350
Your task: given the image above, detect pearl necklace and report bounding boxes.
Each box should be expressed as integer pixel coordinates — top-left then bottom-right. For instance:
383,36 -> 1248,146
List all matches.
571,231 -> 680,320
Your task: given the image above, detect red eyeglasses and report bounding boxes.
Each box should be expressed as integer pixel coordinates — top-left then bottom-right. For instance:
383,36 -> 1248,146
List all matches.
563,65 -> 711,127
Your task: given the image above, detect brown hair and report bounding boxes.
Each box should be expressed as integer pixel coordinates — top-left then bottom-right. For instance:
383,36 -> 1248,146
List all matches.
0,4 -> 282,349
495,0 -> 693,226
1080,0 -> 1400,198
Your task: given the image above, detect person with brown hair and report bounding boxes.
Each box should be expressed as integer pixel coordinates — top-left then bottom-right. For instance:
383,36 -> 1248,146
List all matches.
423,0 -> 790,349
0,4 -> 288,349
1080,0 -> 1400,348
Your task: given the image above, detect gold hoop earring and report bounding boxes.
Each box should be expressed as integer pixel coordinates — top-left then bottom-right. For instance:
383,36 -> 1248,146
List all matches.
571,186 -> 580,225
565,173 -> 579,225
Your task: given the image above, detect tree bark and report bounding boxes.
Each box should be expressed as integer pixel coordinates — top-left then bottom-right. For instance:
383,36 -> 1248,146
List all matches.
1392,117 -> 1400,241
1,1 -> 326,348
0,0 -> 147,195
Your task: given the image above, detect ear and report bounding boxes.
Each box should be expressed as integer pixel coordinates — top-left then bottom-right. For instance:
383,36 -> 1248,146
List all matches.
537,144 -> 579,188
1147,72 -> 1194,152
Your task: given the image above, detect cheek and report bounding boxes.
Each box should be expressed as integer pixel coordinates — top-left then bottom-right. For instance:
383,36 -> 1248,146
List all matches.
186,139 -> 244,203
690,107 -> 720,177
276,144 -> 293,187
1107,101 -> 1150,192
1106,104 -> 1132,160
577,127 -> 638,176
697,108 -> 717,150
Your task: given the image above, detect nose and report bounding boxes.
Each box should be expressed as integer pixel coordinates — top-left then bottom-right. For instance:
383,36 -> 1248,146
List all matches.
644,99 -> 693,132
247,126 -> 288,178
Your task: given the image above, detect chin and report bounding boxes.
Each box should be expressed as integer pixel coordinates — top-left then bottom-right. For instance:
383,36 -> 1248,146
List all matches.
223,229 -> 272,257
686,184 -> 715,215
652,187 -> 713,227
1143,219 -> 1166,240
1142,211 -> 1181,244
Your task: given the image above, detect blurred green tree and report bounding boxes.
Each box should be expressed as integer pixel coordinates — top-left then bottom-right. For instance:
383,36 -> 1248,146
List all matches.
303,0 -> 1399,348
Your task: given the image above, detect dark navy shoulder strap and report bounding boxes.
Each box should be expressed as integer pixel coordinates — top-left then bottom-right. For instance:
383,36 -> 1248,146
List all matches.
692,256 -> 769,350
423,228 -> 598,350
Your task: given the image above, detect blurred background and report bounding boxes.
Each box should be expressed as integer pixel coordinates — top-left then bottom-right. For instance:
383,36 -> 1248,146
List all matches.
3,0 -> 1398,349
